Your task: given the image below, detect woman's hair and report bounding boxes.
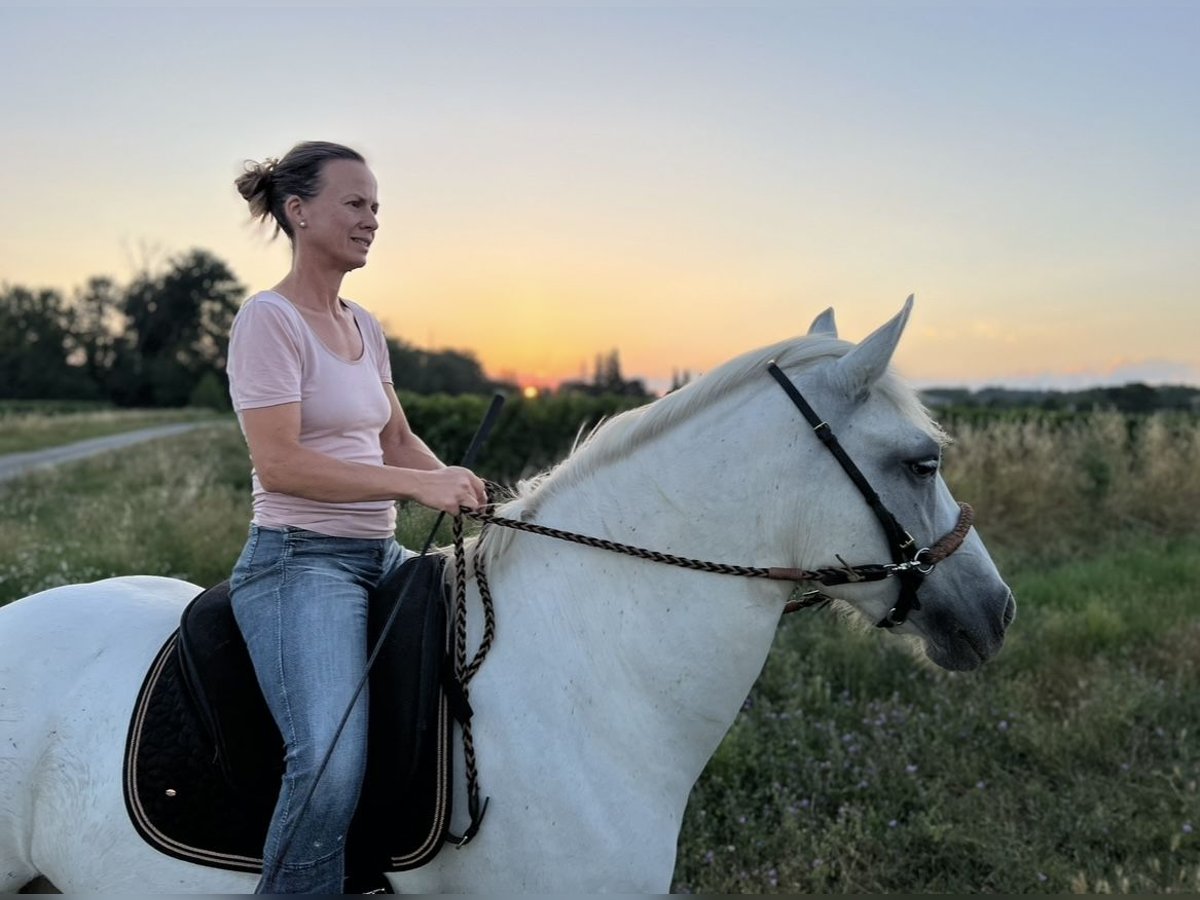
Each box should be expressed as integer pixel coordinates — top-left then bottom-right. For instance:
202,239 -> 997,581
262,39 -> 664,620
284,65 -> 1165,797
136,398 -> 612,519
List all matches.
235,141 -> 366,239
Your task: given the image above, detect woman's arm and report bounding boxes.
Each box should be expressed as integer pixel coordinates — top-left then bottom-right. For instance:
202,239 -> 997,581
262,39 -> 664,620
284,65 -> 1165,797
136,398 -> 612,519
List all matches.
240,400 -> 485,514
379,385 -> 444,471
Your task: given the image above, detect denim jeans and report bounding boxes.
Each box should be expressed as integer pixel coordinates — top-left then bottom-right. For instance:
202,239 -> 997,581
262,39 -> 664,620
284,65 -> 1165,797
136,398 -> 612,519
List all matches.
229,524 -> 411,894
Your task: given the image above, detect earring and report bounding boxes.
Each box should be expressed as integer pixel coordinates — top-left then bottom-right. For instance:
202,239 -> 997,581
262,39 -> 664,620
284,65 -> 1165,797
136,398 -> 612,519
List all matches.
299,220 -> 307,228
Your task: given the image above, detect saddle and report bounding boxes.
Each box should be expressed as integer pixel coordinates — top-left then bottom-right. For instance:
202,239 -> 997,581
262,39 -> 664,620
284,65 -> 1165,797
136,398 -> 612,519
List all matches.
122,554 -> 461,883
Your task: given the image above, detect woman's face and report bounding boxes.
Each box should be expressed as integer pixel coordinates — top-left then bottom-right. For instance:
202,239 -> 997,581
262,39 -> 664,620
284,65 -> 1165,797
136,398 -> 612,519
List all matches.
294,158 -> 379,272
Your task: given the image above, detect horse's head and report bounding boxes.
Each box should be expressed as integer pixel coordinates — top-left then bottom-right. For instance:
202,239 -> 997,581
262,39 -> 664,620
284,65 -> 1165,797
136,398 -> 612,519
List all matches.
775,298 -> 1015,671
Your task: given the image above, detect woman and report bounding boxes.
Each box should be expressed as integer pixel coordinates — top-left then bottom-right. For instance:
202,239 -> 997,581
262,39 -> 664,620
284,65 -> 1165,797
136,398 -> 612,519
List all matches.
228,140 -> 487,894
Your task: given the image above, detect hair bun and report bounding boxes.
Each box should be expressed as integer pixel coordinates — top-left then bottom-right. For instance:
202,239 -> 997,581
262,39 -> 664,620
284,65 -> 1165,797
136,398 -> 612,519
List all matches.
235,158 -> 278,210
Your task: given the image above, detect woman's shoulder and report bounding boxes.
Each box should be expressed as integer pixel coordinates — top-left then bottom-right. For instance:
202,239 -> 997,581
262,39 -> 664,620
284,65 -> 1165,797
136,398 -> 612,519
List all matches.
231,291 -> 305,341
241,289 -> 297,313
236,290 -> 302,323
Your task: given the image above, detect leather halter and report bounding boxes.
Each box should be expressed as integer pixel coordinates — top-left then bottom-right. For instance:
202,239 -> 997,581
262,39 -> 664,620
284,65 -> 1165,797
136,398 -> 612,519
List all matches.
767,362 -> 956,629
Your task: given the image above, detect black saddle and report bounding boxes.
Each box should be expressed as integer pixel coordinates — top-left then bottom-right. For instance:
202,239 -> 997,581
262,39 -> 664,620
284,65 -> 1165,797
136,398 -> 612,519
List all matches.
122,554 -> 460,883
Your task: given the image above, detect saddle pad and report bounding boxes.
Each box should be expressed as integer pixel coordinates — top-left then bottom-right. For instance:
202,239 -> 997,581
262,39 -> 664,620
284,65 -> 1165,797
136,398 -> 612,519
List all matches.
122,554 -> 455,875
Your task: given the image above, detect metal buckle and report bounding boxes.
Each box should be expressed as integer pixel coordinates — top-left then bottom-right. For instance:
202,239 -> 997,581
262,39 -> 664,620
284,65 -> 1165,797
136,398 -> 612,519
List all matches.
886,547 -> 935,577
911,547 -> 935,574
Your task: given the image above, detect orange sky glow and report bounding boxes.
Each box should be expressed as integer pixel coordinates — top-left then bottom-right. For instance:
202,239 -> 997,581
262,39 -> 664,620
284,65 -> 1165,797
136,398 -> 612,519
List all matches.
1,6 -> 1196,393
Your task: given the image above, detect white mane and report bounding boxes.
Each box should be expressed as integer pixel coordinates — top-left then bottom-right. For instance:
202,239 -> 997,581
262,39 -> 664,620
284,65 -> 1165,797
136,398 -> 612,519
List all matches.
483,332 -> 944,542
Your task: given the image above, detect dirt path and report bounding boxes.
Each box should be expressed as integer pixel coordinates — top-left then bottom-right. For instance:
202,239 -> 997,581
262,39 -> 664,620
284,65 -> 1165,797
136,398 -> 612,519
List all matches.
0,422 -> 218,483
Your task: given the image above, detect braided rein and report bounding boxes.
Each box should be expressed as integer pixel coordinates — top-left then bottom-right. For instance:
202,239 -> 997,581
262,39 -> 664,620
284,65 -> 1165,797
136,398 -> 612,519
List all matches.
444,500 -> 974,842
458,500 -> 973,610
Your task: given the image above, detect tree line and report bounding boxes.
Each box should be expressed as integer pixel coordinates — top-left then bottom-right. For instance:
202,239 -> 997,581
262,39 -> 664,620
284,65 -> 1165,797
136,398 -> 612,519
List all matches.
923,383 -> 1200,415
0,249 -> 506,407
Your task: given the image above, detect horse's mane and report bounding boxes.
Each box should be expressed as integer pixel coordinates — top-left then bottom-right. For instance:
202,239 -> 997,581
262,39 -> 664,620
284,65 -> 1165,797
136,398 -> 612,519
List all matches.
471,332 -> 945,566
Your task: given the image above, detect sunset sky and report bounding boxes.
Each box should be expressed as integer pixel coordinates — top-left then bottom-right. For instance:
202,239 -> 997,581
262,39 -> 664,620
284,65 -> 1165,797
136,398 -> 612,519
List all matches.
2,3 -> 1196,393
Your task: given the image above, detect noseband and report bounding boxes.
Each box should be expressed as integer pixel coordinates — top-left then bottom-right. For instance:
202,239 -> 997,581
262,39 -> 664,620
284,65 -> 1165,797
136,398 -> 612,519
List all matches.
766,362 -> 969,628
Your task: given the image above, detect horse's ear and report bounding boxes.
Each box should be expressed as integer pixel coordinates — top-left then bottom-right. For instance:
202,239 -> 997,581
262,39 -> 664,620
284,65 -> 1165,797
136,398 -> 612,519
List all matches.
807,307 -> 838,337
832,295 -> 914,401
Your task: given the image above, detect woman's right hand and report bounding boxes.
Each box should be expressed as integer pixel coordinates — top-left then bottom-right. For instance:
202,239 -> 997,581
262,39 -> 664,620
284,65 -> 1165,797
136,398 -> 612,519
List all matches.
409,466 -> 488,515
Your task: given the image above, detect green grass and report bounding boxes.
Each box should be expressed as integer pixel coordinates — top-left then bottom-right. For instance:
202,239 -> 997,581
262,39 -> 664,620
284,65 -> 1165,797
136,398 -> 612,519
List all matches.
0,425 -> 455,605
673,537 -> 1200,893
0,406 -> 225,455
0,425 -> 250,601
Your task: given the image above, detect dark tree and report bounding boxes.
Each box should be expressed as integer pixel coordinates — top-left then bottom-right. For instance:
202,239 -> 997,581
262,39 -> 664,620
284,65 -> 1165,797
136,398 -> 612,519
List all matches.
0,285 -> 98,399
387,338 -> 495,395
562,348 -> 650,398
110,249 -> 244,406
65,276 -> 126,394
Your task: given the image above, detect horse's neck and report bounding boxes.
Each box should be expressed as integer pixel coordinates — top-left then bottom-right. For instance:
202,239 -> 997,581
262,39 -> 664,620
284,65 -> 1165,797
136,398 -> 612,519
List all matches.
482,399 -> 802,797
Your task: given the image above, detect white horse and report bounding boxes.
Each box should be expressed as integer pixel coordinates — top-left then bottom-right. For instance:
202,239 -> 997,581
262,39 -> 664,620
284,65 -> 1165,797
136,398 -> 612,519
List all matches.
0,299 -> 1014,893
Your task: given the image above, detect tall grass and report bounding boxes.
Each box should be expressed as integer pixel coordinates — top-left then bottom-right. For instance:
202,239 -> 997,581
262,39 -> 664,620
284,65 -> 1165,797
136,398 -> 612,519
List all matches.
941,411 -> 1200,566
0,425 -> 248,602
0,408 -> 1198,893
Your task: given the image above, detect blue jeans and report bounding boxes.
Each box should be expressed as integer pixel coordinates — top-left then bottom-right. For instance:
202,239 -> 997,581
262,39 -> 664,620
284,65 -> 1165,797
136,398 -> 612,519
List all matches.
230,524 -> 411,894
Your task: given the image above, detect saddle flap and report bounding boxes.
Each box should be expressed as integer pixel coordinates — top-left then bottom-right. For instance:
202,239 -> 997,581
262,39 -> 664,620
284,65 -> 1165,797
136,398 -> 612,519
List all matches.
177,581 -> 281,788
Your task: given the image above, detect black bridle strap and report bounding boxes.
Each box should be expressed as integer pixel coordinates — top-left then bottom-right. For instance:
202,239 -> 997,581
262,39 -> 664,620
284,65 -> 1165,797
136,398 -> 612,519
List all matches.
766,363 -> 917,563
767,362 -> 925,627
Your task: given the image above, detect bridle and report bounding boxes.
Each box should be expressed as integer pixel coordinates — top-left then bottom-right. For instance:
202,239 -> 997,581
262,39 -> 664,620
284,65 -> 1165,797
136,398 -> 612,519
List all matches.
765,361 -> 970,628
457,361 -> 973,628
445,362 -> 975,841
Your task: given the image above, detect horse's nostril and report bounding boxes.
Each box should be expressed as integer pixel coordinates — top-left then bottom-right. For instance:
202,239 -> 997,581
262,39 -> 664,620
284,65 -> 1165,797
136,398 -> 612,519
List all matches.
1002,592 -> 1016,629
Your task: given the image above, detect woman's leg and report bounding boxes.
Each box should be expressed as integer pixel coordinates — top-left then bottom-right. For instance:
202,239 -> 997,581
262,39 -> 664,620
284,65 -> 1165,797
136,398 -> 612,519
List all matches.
231,527 -> 385,894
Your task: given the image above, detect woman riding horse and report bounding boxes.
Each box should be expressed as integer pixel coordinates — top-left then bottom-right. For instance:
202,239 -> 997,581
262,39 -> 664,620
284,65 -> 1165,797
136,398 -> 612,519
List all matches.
228,141 -> 487,893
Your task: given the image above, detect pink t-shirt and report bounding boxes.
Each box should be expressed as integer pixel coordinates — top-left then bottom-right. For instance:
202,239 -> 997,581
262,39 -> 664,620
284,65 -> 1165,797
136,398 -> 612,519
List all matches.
227,290 -> 397,538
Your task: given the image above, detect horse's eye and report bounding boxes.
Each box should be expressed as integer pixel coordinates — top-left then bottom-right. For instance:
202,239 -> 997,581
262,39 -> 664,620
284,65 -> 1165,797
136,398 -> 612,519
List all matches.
907,457 -> 939,479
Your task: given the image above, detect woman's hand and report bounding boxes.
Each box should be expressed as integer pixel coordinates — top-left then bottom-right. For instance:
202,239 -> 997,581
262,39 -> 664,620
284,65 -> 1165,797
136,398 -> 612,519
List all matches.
410,466 -> 489,515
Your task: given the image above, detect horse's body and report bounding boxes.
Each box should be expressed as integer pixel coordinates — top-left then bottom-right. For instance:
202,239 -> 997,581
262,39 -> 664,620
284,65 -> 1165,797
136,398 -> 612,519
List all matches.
0,301 -> 1014,893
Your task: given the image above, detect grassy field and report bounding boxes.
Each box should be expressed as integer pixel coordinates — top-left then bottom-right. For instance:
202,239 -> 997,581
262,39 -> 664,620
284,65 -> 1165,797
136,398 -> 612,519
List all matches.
673,539 -> 1200,893
0,405 -> 225,455
0,425 -> 448,602
0,409 -> 1197,893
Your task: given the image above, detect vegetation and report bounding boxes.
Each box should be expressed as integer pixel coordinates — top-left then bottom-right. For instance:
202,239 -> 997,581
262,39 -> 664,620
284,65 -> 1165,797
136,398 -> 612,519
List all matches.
938,410 -> 1200,568
0,408 -> 1197,893
0,406 -> 224,455
673,539 -> 1200,893
557,348 -> 651,398
924,384 -> 1200,415
1,253 -> 243,408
